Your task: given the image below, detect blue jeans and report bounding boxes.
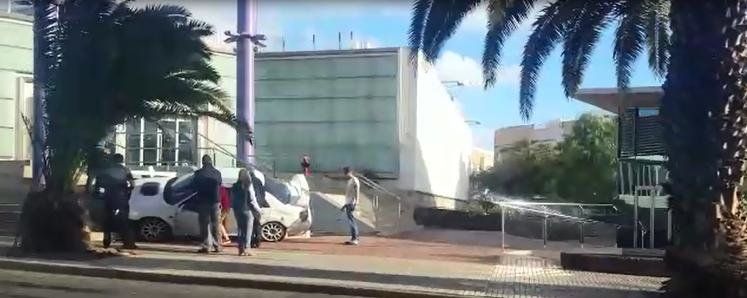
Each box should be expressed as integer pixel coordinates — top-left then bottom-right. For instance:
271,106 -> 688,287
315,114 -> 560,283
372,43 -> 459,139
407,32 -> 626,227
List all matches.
234,210 -> 255,252
344,204 -> 359,241
198,203 -> 221,250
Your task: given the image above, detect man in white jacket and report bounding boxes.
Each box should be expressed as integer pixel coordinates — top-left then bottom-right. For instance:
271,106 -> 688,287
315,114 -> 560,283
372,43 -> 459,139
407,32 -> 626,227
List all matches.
342,167 -> 360,245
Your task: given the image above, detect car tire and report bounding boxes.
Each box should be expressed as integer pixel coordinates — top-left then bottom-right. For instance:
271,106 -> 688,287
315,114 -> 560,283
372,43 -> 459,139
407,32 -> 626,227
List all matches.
261,222 -> 287,242
138,217 -> 173,242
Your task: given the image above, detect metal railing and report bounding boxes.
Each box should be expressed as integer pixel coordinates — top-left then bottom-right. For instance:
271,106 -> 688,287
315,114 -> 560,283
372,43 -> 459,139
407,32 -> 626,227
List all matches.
495,200 -> 612,250
355,174 -> 403,231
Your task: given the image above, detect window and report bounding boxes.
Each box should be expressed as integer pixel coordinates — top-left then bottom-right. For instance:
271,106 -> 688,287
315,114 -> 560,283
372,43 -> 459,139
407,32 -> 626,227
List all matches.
124,118 -> 197,169
164,175 -> 195,205
139,182 -> 161,196
638,108 -> 659,118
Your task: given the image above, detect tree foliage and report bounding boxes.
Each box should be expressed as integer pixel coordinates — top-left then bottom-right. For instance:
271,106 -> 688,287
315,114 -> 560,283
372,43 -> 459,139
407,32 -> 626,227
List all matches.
476,114 -> 616,203
21,0 -> 244,253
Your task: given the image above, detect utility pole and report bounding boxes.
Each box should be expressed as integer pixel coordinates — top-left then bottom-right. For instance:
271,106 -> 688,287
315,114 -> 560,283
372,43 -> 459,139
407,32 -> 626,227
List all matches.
227,0 -> 265,166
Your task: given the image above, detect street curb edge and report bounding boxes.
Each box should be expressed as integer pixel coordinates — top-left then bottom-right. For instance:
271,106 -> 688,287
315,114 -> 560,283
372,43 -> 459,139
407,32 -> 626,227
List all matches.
0,257 -> 465,298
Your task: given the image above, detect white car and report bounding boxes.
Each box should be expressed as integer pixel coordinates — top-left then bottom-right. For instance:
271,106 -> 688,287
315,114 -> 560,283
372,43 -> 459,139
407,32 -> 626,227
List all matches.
127,167 -> 312,243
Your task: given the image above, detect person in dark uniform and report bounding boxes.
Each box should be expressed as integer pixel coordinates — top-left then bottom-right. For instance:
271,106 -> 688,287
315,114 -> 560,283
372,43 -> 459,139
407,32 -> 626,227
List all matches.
192,155 -> 223,253
249,170 -> 265,248
95,153 -> 137,249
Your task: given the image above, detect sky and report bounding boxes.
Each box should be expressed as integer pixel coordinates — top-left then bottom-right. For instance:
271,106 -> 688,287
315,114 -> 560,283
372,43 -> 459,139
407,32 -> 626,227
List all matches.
5,0 -> 663,150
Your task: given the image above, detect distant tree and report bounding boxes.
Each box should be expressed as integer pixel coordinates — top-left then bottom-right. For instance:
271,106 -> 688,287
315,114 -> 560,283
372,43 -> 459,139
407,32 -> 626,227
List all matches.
555,114 -> 617,203
477,113 -> 615,203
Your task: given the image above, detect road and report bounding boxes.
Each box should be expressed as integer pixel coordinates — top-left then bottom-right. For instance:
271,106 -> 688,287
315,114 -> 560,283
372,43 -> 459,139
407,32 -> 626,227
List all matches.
0,269 -> 359,298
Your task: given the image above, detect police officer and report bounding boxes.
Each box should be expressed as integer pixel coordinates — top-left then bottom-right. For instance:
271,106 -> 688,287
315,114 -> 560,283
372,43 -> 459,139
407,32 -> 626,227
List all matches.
96,153 -> 137,249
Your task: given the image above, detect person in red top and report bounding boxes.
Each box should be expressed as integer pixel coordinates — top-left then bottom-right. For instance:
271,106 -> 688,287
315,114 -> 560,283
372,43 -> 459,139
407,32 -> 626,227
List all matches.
301,155 -> 311,176
219,186 -> 231,245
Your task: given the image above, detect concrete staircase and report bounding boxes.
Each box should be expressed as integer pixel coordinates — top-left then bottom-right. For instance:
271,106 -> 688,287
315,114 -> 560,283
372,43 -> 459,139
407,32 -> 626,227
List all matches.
305,174 -> 416,236
0,161 -> 28,236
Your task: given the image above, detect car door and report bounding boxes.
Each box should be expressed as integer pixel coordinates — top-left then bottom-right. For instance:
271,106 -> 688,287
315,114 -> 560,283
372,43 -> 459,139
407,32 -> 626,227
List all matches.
173,193 -> 200,237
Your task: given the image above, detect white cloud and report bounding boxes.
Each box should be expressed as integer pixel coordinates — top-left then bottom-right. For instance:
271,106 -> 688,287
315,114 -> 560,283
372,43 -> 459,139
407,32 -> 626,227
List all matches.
435,51 -> 521,88
493,64 -> 522,87
435,51 -> 484,87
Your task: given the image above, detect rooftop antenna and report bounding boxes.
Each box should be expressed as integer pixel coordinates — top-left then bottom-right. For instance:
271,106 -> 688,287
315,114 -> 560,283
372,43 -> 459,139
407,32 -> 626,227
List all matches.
349,31 -> 354,49
282,37 -> 286,52
312,34 -> 316,50
338,32 -> 342,50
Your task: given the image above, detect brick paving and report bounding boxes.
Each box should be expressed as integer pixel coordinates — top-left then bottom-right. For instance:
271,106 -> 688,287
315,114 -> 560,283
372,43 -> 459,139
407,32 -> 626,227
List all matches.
0,231 -> 666,297
473,255 -> 663,298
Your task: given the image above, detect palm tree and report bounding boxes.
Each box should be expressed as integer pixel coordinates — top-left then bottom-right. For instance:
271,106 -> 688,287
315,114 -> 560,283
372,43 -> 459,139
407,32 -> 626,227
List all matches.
21,0 -> 246,252
410,0 -> 746,296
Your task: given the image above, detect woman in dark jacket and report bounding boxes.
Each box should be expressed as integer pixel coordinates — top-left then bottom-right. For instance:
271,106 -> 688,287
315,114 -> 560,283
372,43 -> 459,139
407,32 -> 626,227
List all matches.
231,169 -> 262,256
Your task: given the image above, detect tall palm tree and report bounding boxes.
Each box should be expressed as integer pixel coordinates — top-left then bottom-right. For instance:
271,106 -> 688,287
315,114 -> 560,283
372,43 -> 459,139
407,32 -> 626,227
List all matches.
410,0 -> 747,296
21,0 -> 246,252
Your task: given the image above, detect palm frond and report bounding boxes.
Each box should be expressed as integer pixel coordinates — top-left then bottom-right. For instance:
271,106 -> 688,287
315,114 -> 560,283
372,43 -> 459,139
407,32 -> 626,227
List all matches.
141,102 -> 250,136
483,0 -> 537,87
561,1 -> 616,97
643,0 -> 670,78
613,0 -> 647,90
421,0 -> 482,62
519,0 -> 582,120
138,4 -> 192,19
408,0 -> 433,61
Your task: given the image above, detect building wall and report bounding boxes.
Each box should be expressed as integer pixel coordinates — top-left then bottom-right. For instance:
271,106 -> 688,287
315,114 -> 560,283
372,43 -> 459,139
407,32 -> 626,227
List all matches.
0,14 -> 32,162
493,119 -> 574,161
0,13 -> 472,201
411,54 -> 471,200
470,148 -> 494,173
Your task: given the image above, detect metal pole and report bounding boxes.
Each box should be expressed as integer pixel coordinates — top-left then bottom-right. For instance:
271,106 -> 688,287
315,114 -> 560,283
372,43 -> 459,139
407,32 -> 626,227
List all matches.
236,0 -> 257,166
579,222 -> 584,248
542,215 -> 548,248
501,205 -> 505,251
633,189 -> 639,248
649,187 -> 656,249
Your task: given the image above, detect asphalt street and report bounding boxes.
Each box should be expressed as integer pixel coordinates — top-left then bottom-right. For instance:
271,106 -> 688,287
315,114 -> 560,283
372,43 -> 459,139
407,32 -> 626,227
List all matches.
0,269 -> 360,298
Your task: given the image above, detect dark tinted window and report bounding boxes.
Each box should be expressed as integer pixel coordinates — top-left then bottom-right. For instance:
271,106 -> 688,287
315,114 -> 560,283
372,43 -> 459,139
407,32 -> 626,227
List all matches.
164,175 -> 195,205
140,182 -> 160,196
264,177 -> 290,204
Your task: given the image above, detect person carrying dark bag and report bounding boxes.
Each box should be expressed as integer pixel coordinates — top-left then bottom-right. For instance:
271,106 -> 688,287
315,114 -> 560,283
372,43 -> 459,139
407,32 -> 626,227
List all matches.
96,153 -> 137,250
249,170 -> 265,248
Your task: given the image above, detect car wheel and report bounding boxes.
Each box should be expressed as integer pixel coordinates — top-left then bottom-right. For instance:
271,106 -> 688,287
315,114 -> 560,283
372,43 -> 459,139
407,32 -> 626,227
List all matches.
138,218 -> 172,242
261,222 -> 286,242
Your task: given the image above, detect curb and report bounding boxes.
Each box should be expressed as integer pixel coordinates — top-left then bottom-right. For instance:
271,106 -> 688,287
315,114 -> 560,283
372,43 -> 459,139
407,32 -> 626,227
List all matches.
0,257 -> 467,298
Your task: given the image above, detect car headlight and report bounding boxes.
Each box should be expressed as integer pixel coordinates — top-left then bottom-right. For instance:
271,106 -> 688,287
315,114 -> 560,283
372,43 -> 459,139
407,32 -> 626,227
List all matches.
300,210 -> 309,222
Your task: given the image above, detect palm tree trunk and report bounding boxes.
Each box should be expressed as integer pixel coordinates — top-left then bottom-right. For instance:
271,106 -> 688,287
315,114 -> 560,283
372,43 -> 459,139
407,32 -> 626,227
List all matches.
18,0 -> 89,253
663,0 -> 747,296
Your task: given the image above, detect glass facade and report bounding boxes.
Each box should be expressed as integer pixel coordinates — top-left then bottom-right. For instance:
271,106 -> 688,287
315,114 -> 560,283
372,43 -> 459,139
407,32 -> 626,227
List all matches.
124,118 -> 198,169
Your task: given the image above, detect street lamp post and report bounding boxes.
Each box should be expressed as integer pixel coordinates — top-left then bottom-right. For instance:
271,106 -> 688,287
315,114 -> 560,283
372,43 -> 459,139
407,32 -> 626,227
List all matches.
228,0 -> 265,166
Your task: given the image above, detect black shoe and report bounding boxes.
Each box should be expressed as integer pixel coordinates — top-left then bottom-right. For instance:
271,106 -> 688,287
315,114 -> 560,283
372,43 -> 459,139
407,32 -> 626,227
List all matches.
197,247 -> 209,254
212,246 -> 223,253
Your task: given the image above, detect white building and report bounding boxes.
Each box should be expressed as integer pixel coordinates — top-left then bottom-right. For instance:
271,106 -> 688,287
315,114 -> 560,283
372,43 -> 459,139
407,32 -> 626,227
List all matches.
493,119 -> 575,161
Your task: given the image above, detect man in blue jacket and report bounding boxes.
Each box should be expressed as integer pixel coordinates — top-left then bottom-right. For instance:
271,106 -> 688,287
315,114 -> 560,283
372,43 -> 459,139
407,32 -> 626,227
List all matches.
192,155 -> 223,253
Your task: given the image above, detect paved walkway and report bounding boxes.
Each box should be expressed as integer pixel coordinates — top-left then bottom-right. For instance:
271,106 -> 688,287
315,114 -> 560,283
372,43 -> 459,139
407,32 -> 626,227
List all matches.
0,235 -> 664,297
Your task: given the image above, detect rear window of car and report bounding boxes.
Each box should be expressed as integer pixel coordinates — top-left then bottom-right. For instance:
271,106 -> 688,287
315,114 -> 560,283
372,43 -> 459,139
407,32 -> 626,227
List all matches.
140,182 -> 160,196
164,175 -> 195,205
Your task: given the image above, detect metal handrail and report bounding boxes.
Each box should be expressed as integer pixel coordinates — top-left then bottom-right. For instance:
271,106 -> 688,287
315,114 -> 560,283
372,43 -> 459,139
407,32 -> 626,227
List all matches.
356,174 -> 401,202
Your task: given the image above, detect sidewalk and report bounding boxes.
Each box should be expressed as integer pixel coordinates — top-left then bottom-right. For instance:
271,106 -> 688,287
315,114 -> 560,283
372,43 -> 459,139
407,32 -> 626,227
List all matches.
0,235 -> 665,297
